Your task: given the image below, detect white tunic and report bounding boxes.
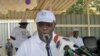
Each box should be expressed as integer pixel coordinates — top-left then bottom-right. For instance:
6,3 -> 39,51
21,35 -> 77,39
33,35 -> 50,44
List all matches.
69,36 -> 84,47
16,32 -> 60,56
16,32 -> 76,56
10,27 -> 30,48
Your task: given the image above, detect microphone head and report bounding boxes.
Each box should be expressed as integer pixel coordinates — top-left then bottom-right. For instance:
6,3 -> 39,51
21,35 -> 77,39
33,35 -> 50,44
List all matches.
43,34 -> 50,43
73,45 -> 85,50
58,38 -> 76,52
73,45 -> 79,48
63,45 -> 70,51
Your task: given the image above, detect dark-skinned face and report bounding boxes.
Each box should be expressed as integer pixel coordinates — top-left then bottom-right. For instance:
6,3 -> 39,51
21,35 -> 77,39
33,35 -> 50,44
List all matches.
73,31 -> 79,38
20,23 -> 28,29
37,22 -> 56,35
37,22 -> 56,42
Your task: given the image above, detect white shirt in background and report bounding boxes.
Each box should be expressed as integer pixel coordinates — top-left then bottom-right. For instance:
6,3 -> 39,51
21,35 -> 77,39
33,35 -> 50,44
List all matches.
10,26 -> 30,48
69,36 -> 84,47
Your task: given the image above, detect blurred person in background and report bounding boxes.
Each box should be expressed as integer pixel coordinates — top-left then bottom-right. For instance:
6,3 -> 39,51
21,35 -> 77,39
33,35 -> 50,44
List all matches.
5,38 -> 13,56
69,29 -> 84,47
10,19 -> 31,51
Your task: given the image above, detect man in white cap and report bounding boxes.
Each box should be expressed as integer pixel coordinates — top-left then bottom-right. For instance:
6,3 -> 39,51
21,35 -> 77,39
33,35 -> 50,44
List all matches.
16,10 -> 78,56
10,19 -> 31,51
69,29 -> 84,48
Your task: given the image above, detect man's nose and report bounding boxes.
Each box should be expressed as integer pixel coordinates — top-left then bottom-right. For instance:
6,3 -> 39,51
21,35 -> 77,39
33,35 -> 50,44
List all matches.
42,25 -> 48,30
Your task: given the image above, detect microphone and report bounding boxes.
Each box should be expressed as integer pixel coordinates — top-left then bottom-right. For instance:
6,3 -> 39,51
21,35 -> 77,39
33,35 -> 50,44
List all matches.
74,45 -> 93,56
64,45 -> 74,56
43,34 -> 51,43
64,45 -> 79,56
73,45 -> 79,48
54,36 -> 80,56
55,37 -> 79,56
43,34 -> 52,56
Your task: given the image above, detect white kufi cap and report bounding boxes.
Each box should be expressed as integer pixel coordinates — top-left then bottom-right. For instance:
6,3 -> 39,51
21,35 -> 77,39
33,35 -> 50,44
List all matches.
73,28 -> 79,32
35,10 -> 56,23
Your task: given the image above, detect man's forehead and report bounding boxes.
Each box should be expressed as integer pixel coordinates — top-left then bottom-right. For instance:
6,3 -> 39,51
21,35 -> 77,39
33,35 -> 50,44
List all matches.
37,22 -> 54,24
73,31 -> 79,32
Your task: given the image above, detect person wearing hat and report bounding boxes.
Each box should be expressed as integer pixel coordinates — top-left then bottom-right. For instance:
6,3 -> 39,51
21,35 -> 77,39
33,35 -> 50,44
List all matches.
16,10 -> 77,56
69,29 -> 84,48
5,38 -> 13,56
10,19 -> 31,51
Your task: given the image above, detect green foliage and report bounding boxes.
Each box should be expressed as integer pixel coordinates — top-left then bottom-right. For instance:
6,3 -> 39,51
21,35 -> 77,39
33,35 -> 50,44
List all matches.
91,0 -> 100,11
66,0 -> 100,14
66,0 -> 85,14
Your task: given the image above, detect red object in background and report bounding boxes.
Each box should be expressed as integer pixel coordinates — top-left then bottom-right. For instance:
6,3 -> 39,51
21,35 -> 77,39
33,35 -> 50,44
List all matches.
54,34 -> 59,43
25,0 -> 31,5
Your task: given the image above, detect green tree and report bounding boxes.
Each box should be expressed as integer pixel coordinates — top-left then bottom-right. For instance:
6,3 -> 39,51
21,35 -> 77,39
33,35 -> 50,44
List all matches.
66,0 -> 100,14
91,0 -> 100,11
66,0 -> 85,14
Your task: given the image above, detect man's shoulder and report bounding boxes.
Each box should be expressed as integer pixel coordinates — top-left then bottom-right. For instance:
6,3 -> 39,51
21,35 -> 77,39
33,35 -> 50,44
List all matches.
27,35 -> 36,41
21,36 -> 36,45
12,26 -> 20,30
78,37 -> 83,39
